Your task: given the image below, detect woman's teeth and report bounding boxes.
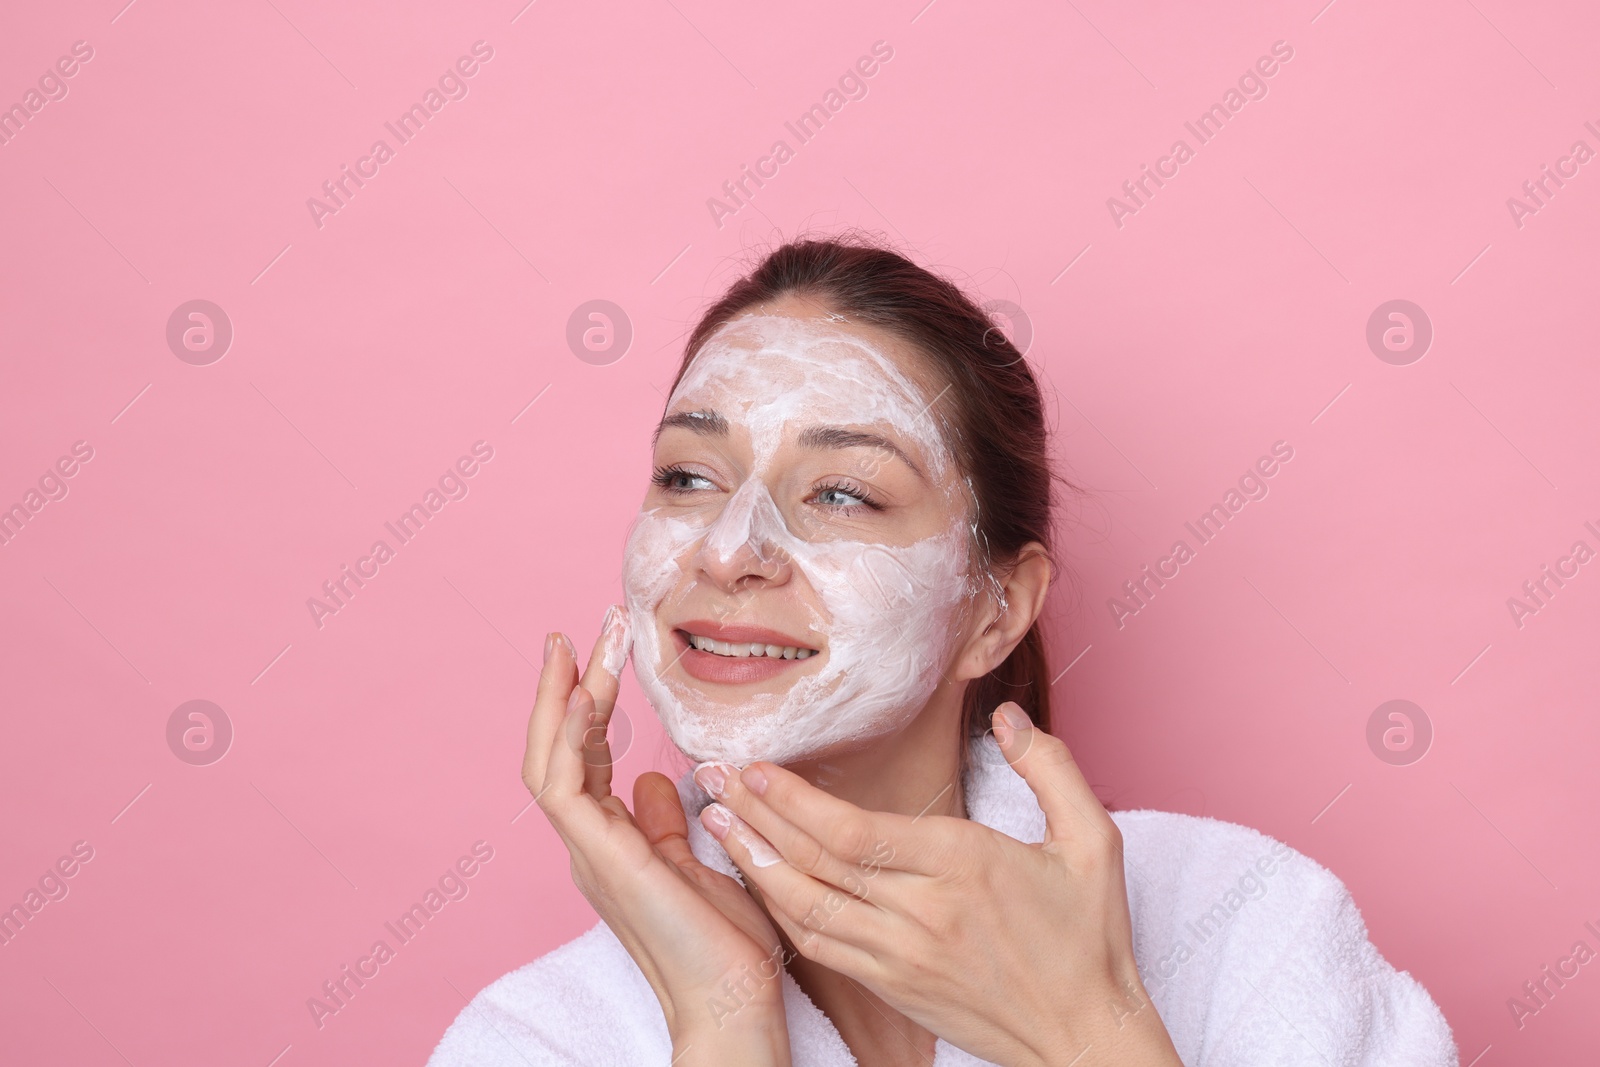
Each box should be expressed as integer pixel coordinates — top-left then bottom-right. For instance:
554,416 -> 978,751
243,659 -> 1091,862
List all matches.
685,633 -> 817,659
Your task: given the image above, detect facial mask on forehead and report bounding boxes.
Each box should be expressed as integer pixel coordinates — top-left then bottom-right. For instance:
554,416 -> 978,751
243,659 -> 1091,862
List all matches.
620,313 -> 979,766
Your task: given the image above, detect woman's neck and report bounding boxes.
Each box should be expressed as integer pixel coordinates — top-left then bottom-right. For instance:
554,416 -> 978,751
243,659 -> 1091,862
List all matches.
784,682 -> 969,818
759,686 -> 970,1063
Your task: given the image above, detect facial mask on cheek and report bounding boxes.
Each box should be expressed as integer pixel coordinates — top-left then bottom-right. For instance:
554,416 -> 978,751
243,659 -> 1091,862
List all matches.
620,314 -> 977,766
621,502 -> 973,766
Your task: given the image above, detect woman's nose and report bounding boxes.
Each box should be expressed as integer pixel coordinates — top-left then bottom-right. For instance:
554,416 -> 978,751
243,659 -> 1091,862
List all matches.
696,479 -> 793,591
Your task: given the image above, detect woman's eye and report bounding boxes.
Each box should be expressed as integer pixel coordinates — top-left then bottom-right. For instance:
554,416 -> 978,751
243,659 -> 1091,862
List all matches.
815,485 -> 866,508
651,465 -> 715,493
812,480 -> 883,512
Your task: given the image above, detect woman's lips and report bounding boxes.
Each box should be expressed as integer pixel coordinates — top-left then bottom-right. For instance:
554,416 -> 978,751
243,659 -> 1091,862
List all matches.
670,626 -> 823,686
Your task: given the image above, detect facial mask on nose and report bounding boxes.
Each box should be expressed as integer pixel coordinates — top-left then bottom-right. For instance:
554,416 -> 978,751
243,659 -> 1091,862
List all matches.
620,314 -> 978,766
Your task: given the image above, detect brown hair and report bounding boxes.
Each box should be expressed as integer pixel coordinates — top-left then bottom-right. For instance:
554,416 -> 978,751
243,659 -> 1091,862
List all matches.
666,233 -> 1075,773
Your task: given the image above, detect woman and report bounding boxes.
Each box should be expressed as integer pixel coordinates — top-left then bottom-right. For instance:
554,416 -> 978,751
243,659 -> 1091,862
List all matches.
429,238 -> 1458,1066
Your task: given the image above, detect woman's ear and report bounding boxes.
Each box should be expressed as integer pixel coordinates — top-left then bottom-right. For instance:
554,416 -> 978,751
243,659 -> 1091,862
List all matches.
951,542 -> 1051,682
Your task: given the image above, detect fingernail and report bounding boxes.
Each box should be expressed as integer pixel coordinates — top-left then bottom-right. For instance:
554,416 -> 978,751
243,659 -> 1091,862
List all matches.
694,762 -> 730,799
544,632 -> 556,664
992,716 -> 1012,747
703,803 -> 731,841
566,687 -> 584,715
999,703 -> 1030,733
741,765 -> 768,796
558,633 -> 577,660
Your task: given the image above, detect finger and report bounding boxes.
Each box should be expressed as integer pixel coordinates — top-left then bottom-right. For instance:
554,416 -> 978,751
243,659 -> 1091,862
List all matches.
545,683 -> 598,804
712,761 -> 951,877
581,603 -> 629,712
527,682 -> 622,858
576,604 -> 630,800
693,762 -> 892,893
701,803 -> 886,974
991,702 -> 1118,848
521,631 -> 578,800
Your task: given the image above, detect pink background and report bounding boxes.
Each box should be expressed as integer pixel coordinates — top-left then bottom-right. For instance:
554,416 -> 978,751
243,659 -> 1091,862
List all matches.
2,0 -> 1596,1063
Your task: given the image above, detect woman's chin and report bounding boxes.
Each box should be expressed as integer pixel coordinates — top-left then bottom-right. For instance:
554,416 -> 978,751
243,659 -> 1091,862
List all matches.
676,734 -> 863,773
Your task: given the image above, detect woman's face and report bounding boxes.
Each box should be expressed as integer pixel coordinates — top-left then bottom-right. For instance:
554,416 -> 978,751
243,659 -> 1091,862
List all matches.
620,304 -> 982,766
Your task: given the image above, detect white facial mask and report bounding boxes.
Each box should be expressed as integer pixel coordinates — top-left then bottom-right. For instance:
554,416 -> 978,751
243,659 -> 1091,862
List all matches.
620,314 -> 979,766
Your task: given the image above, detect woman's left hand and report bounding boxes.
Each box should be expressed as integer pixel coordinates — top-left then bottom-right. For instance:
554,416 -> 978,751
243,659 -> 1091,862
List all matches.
694,702 -> 1184,1067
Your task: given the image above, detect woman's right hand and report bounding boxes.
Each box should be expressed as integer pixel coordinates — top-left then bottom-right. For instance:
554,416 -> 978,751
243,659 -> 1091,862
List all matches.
523,606 -> 792,1065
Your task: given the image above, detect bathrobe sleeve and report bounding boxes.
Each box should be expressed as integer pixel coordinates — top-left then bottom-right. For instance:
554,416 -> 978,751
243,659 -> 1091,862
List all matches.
1114,810 -> 1459,1067
425,922 -> 674,1067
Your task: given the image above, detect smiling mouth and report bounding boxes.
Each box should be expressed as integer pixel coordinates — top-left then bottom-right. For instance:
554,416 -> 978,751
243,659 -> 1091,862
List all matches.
667,620 -> 825,685
677,629 -> 819,660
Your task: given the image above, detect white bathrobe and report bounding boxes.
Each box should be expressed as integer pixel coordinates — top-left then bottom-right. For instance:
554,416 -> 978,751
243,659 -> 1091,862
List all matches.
428,733 -> 1458,1065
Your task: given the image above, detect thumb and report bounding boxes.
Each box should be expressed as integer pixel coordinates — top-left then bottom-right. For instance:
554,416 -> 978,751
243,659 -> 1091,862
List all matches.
635,772 -> 718,876
991,702 -> 1118,846
633,771 -> 689,846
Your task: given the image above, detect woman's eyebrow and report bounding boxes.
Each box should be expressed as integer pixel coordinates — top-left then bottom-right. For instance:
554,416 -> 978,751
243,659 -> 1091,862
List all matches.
798,425 -> 927,483
653,409 -> 728,446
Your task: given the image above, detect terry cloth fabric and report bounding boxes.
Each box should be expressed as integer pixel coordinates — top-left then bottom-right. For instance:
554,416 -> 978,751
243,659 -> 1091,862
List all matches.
427,733 -> 1458,1066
